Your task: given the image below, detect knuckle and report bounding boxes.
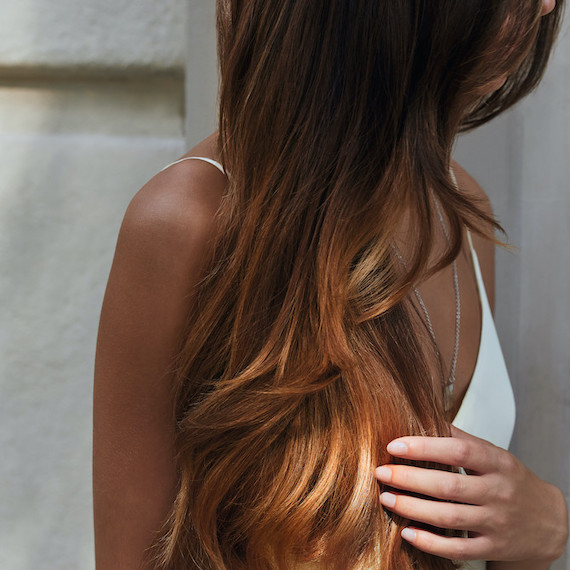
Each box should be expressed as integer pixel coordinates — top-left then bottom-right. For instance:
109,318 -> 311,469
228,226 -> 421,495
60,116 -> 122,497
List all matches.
444,475 -> 464,500
496,535 -> 511,557
393,467 -> 408,487
452,539 -> 470,560
478,477 -> 493,500
488,509 -> 509,533
495,480 -> 516,503
452,441 -> 471,465
476,536 -> 496,559
472,507 -> 490,530
419,531 -> 436,552
484,534 -> 509,559
498,449 -> 516,472
417,438 -> 430,457
495,511 -> 510,532
441,509 -> 463,529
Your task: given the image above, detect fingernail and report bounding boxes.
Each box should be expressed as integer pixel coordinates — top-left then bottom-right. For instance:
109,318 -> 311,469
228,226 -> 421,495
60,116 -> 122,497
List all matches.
380,492 -> 396,508
375,466 -> 392,482
387,441 -> 408,455
401,528 -> 417,542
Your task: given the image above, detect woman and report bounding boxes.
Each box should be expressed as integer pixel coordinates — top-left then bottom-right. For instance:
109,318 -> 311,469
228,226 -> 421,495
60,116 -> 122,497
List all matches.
93,1 -> 568,568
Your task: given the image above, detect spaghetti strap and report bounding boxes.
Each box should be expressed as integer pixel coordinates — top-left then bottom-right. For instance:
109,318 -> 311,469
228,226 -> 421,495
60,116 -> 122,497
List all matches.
449,164 -> 480,284
449,164 -> 487,311
160,156 -> 226,175
466,228 -> 476,256
465,229 -> 488,311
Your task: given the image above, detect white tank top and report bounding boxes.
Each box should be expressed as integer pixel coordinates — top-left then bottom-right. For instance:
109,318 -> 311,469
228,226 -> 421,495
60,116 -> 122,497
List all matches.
452,231 -> 516,570
160,156 -> 517,570
451,230 -> 516,449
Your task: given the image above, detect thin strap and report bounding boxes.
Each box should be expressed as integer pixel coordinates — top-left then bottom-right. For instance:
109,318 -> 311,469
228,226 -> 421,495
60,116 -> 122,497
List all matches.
160,156 -> 225,175
466,228 -> 475,254
465,229 -> 488,302
450,164 -> 482,285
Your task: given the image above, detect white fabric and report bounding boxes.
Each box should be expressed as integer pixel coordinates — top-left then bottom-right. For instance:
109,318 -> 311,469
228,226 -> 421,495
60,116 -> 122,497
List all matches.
160,155 -> 225,174
451,230 -> 516,451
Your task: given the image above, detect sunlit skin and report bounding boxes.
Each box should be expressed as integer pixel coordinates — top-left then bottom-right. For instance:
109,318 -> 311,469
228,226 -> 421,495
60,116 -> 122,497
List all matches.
375,4 -> 568,567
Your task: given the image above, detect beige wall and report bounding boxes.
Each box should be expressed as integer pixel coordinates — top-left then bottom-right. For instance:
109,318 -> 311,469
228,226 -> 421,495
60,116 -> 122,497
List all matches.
0,2 -> 186,569
187,2 -> 219,145
0,0 -> 184,73
186,4 -> 570,568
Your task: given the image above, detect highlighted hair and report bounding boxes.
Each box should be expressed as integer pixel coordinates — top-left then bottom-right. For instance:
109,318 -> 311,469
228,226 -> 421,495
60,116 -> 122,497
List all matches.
150,1 -> 563,568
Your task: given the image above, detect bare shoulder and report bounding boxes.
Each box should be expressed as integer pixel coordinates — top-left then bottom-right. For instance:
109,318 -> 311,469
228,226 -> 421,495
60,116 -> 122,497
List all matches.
124,148 -> 226,267
93,137 -> 227,568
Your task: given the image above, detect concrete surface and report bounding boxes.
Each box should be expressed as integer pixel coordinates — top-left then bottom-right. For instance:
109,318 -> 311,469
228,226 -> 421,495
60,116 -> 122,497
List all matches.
0,79 -> 185,569
0,0 -> 185,74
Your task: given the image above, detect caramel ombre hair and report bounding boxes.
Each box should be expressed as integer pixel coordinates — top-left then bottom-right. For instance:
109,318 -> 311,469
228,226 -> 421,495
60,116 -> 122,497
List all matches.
150,1 -> 563,568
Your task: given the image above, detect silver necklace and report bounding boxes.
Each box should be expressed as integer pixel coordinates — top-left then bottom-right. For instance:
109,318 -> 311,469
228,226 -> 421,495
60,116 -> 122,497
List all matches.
392,200 -> 460,412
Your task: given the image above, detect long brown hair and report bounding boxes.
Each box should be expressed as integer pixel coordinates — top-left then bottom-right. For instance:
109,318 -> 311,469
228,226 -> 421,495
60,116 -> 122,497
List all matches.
150,1 -> 563,568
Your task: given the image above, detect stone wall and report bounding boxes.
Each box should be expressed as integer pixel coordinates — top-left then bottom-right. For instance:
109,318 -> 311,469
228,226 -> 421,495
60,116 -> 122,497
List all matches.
0,2 -> 187,568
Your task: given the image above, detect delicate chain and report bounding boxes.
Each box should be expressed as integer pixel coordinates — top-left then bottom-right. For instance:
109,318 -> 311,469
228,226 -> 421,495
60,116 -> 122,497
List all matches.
434,199 -> 461,405
392,197 -> 461,411
413,283 -> 437,345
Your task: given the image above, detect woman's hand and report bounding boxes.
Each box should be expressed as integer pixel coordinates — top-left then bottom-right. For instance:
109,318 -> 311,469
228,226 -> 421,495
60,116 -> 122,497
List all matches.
374,426 -> 568,564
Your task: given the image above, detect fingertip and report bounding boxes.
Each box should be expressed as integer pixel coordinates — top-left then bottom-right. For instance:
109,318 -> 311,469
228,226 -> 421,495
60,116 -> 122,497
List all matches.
374,465 -> 392,482
387,440 -> 408,455
401,527 -> 417,543
380,491 -> 396,508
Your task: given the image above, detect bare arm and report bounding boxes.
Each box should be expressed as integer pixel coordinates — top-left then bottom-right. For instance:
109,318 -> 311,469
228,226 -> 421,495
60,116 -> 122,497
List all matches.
93,162 -> 224,568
